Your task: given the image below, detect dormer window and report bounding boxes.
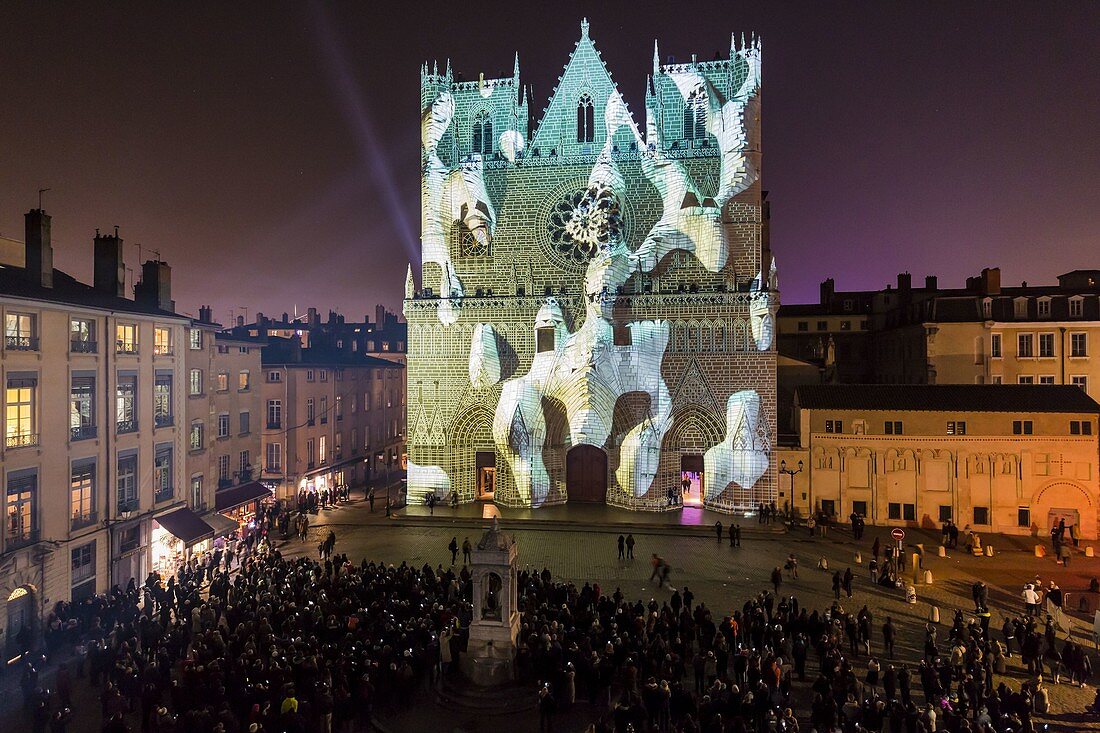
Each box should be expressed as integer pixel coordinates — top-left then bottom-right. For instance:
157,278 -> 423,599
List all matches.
1037,297 -> 1051,319
471,111 -> 493,156
683,87 -> 707,141
981,298 -> 992,319
576,95 -> 594,144
1069,296 -> 1084,318
1013,297 -> 1028,319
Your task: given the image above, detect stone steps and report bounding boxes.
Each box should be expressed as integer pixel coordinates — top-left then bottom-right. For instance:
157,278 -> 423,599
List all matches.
434,677 -> 537,715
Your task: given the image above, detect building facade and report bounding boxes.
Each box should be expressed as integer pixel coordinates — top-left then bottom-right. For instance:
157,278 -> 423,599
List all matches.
183,311 -> 267,543
260,339 -> 405,501
778,269 -> 1100,403
1,210 -> 191,659
777,384 -> 1100,538
405,21 -> 778,512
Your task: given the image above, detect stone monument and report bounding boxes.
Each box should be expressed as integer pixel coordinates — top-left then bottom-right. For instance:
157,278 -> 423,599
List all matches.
462,518 -> 519,685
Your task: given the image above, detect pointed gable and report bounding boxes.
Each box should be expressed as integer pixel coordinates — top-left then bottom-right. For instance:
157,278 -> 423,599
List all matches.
530,18 -> 641,156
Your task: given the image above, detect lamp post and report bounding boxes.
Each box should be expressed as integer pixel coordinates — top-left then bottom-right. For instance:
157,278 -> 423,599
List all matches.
779,459 -> 804,518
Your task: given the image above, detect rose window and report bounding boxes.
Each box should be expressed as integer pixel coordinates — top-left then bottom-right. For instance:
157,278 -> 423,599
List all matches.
546,183 -> 623,265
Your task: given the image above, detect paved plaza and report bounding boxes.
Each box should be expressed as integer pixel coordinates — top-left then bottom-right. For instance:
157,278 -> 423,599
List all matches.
5,496 -> 1100,733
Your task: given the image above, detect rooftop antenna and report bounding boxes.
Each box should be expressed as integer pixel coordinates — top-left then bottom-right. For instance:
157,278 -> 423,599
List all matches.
37,188 -> 50,210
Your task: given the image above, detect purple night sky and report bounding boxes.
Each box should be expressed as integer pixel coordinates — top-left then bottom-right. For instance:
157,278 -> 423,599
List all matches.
1,1 -> 1097,322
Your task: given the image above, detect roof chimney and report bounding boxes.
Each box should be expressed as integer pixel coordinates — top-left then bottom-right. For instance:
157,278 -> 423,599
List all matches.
925,275 -> 938,290
23,209 -> 53,288
307,307 -> 318,326
134,260 -> 174,312
94,228 -> 126,297
981,267 -> 1001,296
897,272 -> 912,291
819,278 -> 835,306
198,305 -> 213,324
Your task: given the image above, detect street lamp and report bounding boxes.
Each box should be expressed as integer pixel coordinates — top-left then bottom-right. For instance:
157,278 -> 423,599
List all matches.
779,459 -> 804,517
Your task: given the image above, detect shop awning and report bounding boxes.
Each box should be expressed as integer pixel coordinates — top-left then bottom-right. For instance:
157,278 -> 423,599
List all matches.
215,481 -> 272,513
155,507 -> 214,545
303,456 -> 363,478
204,512 -> 239,538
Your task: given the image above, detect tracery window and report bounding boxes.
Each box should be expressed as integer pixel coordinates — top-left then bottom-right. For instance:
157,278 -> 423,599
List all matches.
684,87 -> 707,140
471,110 -> 493,156
576,95 -> 594,143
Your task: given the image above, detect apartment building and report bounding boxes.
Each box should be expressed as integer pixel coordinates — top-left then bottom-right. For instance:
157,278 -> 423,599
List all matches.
260,337 -> 405,501
776,384 -> 1100,538
183,309 -> 267,549
778,269 -> 1100,403
0,210 -> 191,660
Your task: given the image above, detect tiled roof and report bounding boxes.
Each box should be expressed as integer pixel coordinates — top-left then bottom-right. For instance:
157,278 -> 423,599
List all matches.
794,384 -> 1099,414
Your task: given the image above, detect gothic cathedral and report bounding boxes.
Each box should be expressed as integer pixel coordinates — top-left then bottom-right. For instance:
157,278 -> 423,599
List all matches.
404,20 -> 778,513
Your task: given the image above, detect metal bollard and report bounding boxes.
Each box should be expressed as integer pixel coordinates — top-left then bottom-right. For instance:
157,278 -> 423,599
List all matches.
938,545 -> 947,558
1087,546 -> 1095,558
855,551 -> 862,564
906,585 -> 917,604
929,606 -> 940,623
924,569 -> 933,584
1035,545 -> 1046,558
985,545 -> 994,557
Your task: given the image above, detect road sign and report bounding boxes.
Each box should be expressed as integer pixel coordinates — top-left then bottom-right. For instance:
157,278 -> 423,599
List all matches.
891,528 -> 906,541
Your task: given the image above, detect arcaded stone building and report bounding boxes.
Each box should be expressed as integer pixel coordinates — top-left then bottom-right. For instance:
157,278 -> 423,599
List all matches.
405,21 -> 778,512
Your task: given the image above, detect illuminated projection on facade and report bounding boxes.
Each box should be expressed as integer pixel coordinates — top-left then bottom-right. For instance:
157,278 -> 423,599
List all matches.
404,20 -> 778,512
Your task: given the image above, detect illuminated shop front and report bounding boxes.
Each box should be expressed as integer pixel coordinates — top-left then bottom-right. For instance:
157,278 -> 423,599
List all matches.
150,507 -> 214,578
214,481 -> 272,533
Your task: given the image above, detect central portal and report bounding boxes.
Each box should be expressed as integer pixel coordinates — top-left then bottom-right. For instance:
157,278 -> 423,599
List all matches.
566,445 -> 608,503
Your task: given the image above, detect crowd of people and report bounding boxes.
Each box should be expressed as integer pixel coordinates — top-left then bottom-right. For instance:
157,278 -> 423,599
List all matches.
11,510 -> 1092,733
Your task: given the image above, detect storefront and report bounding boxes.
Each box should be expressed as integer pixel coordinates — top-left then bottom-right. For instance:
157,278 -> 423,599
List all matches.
215,481 -> 273,528
151,507 -> 215,578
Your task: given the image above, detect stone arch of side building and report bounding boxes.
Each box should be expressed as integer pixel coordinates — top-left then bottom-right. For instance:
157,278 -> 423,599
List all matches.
449,403 -> 496,504
1030,479 -> 1098,539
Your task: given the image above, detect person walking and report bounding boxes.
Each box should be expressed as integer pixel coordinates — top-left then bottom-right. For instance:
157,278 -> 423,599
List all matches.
448,537 -> 459,565
462,537 -> 472,565
617,534 -> 626,560
733,523 -> 742,547
832,571 -> 842,600
714,521 -> 723,542
625,533 -> 635,559
368,487 -> 376,511
843,567 -> 854,598
785,553 -> 798,579
649,554 -> 664,584
770,566 -> 783,594
872,536 -> 881,561
883,617 -> 896,659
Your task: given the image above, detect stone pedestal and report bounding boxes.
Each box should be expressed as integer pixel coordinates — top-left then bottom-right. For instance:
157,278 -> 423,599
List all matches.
461,519 -> 520,686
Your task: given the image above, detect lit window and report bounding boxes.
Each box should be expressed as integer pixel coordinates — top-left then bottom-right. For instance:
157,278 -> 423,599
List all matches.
683,88 -> 706,141
70,462 -> 95,527
70,319 -> 96,353
5,375 -> 37,448
116,323 -> 138,353
238,370 -> 250,391
153,327 -> 172,355
4,312 -> 37,351
189,369 -> 203,396
217,372 -> 229,392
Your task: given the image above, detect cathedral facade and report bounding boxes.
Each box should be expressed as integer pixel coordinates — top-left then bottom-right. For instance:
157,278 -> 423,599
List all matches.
404,20 -> 778,512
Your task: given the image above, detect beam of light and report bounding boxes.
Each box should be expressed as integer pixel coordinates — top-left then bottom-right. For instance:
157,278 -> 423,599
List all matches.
305,1 -> 418,262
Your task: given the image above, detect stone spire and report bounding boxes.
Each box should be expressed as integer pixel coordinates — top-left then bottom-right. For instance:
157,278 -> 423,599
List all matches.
653,39 -> 660,73
580,17 -> 589,40
405,264 -> 415,299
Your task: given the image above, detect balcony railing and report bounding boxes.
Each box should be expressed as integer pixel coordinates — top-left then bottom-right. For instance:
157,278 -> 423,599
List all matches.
320,416 -> 328,424
116,341 -> 138,354
5,528 -> 40,550
5,335 -> 38,351
307,461 -> 316,470
116,499 -> 139,516
307,418 -> 315,426
71,511 -> 98,530
154,413 -> 174,428
217,478 -> 233,489
5,432 -> 38,449
267,421 -> 282,429
70,425 -> 97,441
117,419 -> 138,434
153,344 -> 173,356
154,487 -> 174,503
70,339 -> 98,354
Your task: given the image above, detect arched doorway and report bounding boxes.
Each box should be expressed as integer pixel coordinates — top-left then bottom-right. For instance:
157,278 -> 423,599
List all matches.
5,585 -> 36,661
567,445 -> 608,503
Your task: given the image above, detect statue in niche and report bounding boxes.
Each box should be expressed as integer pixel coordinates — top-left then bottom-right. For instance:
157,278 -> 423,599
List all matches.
483,572 -> 503,620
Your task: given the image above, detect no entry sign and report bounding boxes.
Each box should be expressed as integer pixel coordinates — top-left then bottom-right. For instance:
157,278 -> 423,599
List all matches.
891,528 -> 906,541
